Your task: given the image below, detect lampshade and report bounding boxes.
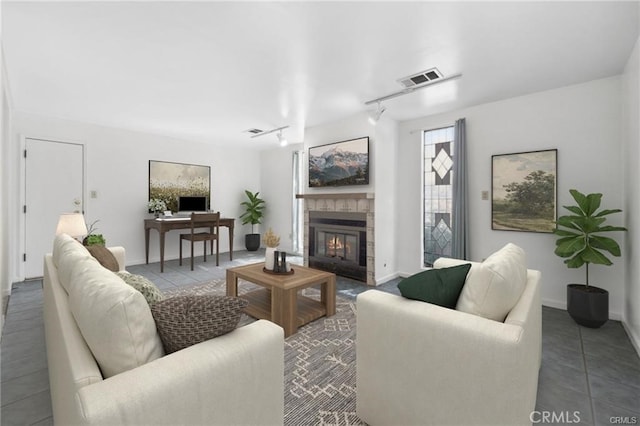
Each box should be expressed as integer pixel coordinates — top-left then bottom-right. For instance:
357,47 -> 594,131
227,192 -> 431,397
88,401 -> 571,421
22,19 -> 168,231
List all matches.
55,213 -> 88,238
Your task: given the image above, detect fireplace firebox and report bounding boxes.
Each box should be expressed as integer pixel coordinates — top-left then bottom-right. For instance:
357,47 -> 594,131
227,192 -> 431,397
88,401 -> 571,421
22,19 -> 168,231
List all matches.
308,211 -> 367,281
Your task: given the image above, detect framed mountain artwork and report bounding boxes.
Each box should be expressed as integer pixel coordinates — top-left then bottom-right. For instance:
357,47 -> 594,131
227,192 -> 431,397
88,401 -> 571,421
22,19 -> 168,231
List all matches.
308,137 -> 369,187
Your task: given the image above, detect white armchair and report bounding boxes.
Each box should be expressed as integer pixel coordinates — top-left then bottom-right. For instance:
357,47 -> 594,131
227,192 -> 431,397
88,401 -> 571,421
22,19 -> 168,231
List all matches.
356,257 -> 541,426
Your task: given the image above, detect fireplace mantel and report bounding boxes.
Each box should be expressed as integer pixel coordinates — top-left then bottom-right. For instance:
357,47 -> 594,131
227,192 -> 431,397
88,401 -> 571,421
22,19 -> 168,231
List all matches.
296,193 -> 374,200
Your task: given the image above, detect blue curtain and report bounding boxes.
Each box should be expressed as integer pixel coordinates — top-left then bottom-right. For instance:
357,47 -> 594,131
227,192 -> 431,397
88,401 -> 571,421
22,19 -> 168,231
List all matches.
451,118 -> 468,259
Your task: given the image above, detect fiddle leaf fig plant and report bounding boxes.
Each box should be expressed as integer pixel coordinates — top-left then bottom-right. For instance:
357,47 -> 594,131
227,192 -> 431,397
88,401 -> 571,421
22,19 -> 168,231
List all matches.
554,189 -> 626,287
239,190 -> 265,233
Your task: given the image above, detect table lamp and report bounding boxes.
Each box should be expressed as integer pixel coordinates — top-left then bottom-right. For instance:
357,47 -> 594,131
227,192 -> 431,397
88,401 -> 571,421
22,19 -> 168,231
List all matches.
55,213 -> 88,240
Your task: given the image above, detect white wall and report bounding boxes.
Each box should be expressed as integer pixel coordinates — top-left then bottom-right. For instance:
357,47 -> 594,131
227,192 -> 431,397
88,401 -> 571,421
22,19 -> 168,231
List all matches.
398,77 -> 627,319
1,45 -> 13,302
623,32 -> 640,352
10,112 -> 261,278
372,116 -> 398,283
259,143 -> 303,253
0,41 -> 11,316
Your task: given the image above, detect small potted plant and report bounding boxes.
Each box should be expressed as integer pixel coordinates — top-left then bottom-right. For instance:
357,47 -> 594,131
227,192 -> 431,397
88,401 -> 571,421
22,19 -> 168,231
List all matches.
263,228 -> 280,270
554,189 -> 626,328
82,220 -> 106,246
148,198 -> 167,218
239,190 -> 265,251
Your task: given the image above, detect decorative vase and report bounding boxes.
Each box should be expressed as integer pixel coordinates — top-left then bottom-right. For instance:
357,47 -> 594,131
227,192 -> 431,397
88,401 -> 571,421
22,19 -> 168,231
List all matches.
154,211 -> 160,218
567,284 -> 609,328
265,247 -> 278,270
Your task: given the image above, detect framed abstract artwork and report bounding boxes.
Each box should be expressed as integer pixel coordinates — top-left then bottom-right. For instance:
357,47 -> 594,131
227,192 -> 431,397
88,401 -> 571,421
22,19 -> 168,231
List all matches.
148,160 -> 211,213
491,149 -> 557,233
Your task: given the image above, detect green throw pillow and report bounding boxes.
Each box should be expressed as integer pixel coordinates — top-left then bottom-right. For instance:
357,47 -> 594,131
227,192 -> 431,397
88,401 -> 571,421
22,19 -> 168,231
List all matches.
116,272 -> 165,305
397,263 -> 472,308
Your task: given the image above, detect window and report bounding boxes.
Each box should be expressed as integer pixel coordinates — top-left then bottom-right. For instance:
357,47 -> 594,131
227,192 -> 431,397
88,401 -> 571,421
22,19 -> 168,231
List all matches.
423,126 -> 455,266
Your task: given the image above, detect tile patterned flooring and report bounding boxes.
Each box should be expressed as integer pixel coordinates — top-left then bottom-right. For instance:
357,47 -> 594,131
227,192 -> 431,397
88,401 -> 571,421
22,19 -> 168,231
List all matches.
1,249 -> 639,425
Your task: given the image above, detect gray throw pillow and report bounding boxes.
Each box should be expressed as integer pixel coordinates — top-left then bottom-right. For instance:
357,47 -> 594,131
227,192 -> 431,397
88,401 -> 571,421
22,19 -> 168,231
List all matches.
150,295 -> 248,354
116,272 -> 165,305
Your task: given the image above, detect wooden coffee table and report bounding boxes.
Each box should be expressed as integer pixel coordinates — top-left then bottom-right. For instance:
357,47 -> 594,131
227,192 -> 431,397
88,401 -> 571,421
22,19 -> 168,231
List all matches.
226,263 -> 336,337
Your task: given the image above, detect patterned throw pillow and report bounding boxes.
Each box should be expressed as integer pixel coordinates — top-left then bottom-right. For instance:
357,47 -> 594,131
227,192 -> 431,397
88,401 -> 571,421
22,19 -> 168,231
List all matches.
116,272 -> 165,305
150,295 -> 249,354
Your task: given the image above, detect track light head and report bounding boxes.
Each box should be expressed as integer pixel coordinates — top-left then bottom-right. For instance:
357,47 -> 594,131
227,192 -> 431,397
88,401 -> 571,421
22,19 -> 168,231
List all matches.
250,125 -> 289,146
368,101 -> 386,125
277,130 -> 288,147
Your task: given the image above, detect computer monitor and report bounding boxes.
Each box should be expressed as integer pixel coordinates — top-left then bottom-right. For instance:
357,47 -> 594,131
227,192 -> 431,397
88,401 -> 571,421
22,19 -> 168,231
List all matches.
177,196 -> 208,213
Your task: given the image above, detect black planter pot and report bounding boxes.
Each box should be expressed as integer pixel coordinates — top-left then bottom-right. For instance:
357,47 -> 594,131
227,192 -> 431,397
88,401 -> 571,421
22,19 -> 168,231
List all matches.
567,284 -> 609,328
245,234 -> 261,252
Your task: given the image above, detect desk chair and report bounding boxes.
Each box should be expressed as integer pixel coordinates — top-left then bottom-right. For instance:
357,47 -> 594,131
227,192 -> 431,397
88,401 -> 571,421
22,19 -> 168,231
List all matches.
179,212 -> 220,271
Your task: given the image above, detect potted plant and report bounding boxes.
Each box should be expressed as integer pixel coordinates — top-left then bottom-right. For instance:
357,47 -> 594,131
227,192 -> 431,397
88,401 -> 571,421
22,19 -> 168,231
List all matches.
263,228 -> 280,270
240,190 -> 265,251
148,198 -> 167,218
83,220 -> 106,246
554,189 -> 626,328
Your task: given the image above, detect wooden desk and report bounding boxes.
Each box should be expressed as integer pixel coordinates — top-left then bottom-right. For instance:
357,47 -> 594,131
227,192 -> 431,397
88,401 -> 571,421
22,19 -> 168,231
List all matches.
144,217 -> 235,272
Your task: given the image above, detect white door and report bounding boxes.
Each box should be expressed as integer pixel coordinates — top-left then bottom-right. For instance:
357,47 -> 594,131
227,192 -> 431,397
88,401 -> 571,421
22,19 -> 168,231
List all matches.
24,138 -> 84,278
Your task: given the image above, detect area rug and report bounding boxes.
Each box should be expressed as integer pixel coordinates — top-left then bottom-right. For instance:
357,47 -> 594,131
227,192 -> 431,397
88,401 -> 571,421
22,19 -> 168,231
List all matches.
165,280 -> 365,426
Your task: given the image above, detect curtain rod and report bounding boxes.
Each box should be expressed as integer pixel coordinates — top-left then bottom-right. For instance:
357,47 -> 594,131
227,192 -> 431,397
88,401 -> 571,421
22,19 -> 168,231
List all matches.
408,123 -> 458,135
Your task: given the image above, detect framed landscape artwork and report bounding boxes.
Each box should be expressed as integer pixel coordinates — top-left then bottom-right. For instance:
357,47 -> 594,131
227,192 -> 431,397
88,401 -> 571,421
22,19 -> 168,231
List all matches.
491,149 -> 557,233
148,160 -> 211,212
308,137 -> 369,187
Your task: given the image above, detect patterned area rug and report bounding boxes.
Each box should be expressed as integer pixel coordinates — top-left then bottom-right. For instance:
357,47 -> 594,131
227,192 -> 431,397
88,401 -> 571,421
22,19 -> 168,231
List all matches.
165,280 -> 365,425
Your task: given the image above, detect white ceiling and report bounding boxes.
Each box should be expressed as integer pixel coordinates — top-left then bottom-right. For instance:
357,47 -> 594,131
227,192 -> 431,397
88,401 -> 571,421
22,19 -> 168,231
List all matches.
3,1 -> 638,149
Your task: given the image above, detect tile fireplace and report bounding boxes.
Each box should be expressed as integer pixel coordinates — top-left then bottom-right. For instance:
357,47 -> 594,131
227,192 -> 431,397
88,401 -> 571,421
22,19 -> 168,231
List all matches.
299,193 -> 375,285
308,211 -> 367,281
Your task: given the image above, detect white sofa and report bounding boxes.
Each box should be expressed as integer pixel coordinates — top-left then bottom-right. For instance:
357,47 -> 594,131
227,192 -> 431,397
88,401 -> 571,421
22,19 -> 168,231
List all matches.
43,234 -> 284,425
356,248 -> 542,426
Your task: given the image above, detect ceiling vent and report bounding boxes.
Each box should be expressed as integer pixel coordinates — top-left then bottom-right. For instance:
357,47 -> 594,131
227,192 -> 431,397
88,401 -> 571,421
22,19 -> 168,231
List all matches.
244,128 -> 264,135
398,68 -> 443,89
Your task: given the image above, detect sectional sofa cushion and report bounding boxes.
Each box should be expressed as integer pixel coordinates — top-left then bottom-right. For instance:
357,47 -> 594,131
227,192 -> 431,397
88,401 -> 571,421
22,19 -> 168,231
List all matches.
53,234 -> 94,292
397,263 -> 471,308
67,255 -> 164,377
151,295 -> 249,354
116,272 -> 165,305
86,244 -> 120,272
454,243 -> 527,322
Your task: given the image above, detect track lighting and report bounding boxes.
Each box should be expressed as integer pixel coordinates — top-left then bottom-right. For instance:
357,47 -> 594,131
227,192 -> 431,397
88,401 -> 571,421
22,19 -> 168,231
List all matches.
277,129 -> 288,147
250,125 -> 289,147
368,101 -> 386,125
364,73 -> 462,106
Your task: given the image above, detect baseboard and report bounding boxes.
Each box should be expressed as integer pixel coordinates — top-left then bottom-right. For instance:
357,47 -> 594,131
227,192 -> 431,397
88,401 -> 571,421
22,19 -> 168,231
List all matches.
374,272 -> 400,286
541,298 -> 566,311
541,297 -> 623,321
622,318 -> 640,357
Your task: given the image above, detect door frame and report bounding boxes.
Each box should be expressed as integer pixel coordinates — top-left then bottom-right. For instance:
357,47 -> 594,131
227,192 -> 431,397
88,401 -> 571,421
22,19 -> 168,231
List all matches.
19,135 -> 86,281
